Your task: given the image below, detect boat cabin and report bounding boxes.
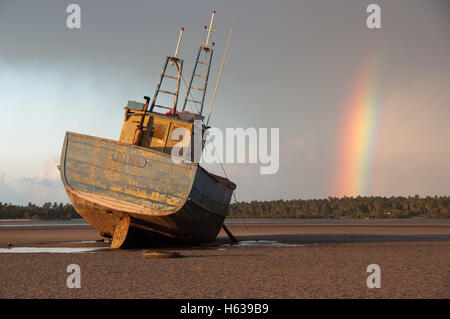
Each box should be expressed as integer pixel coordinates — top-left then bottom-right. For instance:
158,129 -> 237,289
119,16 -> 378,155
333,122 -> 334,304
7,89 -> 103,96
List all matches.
119,100 -> 204,158
120,22 -> 215,161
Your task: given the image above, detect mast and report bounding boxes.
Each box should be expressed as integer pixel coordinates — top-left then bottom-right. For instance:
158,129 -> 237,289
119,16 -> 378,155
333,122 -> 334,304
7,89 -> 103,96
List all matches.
182,11 -> 216,116
173,27 -> 184,61
204,10 -> 216,47
132,28 -> 184,146
149,27 -> 185,114
207,24 -> 234,126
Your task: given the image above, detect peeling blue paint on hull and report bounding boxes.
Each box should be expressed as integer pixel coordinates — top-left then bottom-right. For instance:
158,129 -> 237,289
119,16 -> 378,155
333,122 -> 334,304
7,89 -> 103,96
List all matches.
60,132 -> 236,247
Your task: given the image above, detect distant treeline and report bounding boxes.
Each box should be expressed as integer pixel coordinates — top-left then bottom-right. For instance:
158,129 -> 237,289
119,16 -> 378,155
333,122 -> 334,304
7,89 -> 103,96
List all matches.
0,196 -> 449,220
0,202 -> 80,220
228,196 -> 450,219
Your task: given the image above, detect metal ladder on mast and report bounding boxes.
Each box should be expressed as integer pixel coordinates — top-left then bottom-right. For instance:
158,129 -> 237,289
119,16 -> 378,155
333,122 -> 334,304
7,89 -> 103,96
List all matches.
149,28 -> 185,114
182,11 -> 216,116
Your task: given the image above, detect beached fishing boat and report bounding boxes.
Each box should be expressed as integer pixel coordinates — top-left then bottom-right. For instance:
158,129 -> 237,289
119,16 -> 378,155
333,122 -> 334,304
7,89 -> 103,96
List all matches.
59,12 -> 237,248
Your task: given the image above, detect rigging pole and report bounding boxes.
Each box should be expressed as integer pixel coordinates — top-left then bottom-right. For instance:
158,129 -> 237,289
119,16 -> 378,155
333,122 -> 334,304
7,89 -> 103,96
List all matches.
149,27 -> 185,114
206,24 -> 234,126
182,10 -> 216,115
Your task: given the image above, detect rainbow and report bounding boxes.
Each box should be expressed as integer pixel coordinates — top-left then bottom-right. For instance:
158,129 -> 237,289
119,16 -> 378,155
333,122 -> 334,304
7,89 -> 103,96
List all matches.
334,57 -> 381,197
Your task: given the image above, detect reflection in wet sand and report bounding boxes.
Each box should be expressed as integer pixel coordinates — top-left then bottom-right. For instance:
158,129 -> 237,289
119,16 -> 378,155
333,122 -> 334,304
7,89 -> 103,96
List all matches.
222,240 -> 303,247
0,247 -> 109,253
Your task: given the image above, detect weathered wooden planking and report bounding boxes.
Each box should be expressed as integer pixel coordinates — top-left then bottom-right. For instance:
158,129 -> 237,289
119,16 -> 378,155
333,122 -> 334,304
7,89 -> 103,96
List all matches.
60,131 -> 236,245
119,111 -> 193,154
66,186 -> 227,244
189,167 -> 236,216
61,132 -> 196,214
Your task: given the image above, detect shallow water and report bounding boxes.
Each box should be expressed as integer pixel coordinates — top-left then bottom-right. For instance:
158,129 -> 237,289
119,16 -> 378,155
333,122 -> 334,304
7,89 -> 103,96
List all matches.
0,247 -> 108,254
0,220 -> 89,227
1,218 -> 449,228
58,240 -> 106,244
222,240 -> 303,248
224,218 -> 450,225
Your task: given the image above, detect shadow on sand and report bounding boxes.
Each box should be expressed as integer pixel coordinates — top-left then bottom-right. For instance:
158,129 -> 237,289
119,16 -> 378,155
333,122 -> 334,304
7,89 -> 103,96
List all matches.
211,233 -> 450,246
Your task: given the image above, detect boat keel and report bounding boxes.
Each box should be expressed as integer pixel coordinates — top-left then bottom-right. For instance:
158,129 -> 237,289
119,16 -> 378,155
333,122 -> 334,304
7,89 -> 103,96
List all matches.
111,215 -> 131,249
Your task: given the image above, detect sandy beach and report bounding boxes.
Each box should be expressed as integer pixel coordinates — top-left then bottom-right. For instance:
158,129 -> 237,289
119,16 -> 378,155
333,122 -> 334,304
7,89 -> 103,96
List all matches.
0,219 -> 449,299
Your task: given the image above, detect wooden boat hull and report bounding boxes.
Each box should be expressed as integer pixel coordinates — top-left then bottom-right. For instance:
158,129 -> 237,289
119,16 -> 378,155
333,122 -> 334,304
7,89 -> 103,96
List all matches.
60,132 -> 236,247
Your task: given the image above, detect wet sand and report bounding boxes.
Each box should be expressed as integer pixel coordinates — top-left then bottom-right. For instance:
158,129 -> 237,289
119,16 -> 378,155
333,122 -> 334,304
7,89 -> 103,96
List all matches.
0,220 -> 449,298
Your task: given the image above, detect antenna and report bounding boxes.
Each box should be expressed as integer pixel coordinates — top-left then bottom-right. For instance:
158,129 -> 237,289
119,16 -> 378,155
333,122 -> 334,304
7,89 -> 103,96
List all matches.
204,10 -> 216,47
173,27 -> 184,61
149,28 -> 185,114
182,10 -> 216,115
207,24 -> 234,126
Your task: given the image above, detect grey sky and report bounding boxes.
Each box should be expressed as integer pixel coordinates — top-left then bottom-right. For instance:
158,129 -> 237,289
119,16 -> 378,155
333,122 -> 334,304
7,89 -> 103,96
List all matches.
0,0 -> 449,204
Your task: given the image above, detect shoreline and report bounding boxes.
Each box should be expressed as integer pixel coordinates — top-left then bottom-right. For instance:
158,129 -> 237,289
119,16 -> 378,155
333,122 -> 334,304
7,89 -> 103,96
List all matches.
0,221 -> 449,298
1,220 -> 449,247
1,217 -> 450,222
